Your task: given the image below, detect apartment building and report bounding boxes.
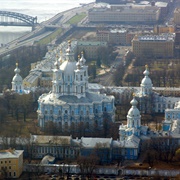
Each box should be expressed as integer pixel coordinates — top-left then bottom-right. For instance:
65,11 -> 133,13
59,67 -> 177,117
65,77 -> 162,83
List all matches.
97,29 -> 127,45
0,149 -> 23,179
77,41 -> 108,59
88,5 -> 160,24
132,34 -> 174,58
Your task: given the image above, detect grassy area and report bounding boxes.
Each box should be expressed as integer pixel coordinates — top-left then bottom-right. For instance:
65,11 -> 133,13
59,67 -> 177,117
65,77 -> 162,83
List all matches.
0,113 -> 42,137
36,28 -> 62,45
66,12 -> 86,25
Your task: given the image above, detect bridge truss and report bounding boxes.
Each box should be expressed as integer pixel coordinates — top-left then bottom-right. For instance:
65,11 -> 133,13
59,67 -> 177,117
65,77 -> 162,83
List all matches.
0,11 -> 37,27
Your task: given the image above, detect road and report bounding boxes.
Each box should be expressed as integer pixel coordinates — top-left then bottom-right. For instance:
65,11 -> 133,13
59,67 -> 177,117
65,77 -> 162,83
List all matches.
0,3 -> 94,57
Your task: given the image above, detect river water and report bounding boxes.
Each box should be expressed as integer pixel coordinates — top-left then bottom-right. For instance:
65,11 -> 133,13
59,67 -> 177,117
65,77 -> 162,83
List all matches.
0,0 -> 95,44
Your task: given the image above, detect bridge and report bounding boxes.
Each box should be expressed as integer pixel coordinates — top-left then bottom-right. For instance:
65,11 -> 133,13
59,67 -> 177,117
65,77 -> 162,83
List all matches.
0,11 -> 37,29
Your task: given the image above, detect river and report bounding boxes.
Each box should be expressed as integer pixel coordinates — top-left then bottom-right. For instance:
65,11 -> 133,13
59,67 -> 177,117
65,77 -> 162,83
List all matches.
0,0 -> 95,44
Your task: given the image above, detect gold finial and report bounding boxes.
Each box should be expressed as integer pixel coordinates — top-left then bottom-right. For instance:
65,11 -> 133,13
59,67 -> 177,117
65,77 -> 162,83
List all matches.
78,55 -> 80,59
16,62 -> 18,67
68,40 -> 71,44
81,51 -> 84,55
133,93 -> 136,97
145,64 -> 148,68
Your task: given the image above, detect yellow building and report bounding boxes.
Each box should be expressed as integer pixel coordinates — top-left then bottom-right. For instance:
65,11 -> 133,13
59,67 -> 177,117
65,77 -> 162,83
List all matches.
154,25 -> 175,34
174,8 -> 180,25
132,34 -> 174,58
0,149 -> 23,179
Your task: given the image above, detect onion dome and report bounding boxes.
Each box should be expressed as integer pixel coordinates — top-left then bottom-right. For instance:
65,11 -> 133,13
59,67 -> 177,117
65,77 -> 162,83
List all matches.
141,65 -> 152,86
65,40 -> 74,62
76,55 -> 81,70
66,40 -> 72,54
12,63 -> 23,83
14,62 -> 20,74
127,95 -> 140,118
54,55 -> 60,69
80,51 -> 86,65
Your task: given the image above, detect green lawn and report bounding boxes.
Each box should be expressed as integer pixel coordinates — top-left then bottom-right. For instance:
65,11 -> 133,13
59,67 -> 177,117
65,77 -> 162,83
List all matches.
66,12 -> 86,25
36,28 -> 62,45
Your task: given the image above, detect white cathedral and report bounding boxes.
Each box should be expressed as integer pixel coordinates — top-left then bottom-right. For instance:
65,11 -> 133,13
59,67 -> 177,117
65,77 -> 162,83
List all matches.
37,41 -> 115,131
9,40 -> 180,161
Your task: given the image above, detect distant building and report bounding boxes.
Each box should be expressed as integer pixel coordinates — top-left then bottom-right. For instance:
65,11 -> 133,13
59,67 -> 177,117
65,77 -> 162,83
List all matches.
77,41 -> 108,60
0,149 -> 23,179
88,4 -> 161,24
132,34 -> 174,58
174,8 -> 180,25
96,29 -> 130,45
154,25 -> 175,34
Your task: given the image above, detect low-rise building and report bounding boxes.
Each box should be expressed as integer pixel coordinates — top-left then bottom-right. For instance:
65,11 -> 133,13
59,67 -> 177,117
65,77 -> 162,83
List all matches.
0,149 -> 23,179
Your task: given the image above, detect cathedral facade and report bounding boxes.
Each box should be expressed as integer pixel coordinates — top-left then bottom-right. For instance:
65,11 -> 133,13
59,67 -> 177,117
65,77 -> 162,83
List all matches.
37,41 -> 115,131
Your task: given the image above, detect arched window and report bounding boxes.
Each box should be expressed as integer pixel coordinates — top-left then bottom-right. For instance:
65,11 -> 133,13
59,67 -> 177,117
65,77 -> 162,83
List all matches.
81,110 -> 83,116
59,110 -> 61,115
80,75 -> 83,81
76,75 -> 78,81
68,75 -> 70,81
68,85 -> 70,94
104,107 -> 107,112
86,122 -> 89,129
81,86 -> 83,93
95,109 -> 98,113
84,71 -> 86,76
76,86 -> 78,94
65,122 -> 68,129
65,110 -> 68,114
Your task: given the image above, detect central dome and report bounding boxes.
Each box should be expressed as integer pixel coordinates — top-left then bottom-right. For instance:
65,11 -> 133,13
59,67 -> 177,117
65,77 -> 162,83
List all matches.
60,61 -> 77,75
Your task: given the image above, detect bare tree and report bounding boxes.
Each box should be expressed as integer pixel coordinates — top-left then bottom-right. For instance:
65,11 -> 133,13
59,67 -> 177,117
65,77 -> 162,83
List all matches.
77,154 -> 99,179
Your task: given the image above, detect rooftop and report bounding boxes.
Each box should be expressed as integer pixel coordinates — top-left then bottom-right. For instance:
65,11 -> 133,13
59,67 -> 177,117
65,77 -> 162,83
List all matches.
0,149 -> 23,159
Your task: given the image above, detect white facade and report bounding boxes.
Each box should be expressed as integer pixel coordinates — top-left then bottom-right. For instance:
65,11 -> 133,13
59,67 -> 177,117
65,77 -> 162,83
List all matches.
37,41 -> 115,131
11,63 -> 24,94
